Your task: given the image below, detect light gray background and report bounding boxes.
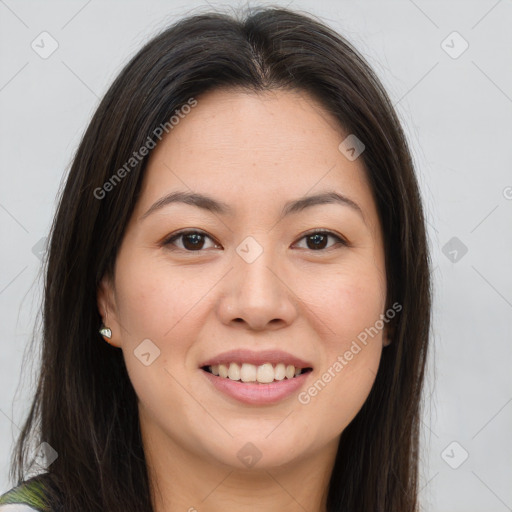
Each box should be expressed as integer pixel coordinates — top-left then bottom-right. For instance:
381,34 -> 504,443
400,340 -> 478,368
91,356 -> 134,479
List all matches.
1,1 -> 511,511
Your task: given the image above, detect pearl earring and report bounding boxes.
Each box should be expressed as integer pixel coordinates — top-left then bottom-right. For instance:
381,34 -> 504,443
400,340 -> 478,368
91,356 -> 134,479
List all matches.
99,324 -> 112,342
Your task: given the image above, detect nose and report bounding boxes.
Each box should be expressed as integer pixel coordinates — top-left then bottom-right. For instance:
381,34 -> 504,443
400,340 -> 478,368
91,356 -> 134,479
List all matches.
216,243 -> 298,331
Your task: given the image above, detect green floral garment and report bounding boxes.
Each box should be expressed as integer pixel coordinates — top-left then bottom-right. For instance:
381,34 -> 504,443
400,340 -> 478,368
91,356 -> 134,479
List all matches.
0,475 -> 52,512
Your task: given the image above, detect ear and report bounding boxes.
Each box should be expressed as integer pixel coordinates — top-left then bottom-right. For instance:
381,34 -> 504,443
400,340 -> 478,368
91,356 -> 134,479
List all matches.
382,321 -> 394,347
97,273 -> 123,348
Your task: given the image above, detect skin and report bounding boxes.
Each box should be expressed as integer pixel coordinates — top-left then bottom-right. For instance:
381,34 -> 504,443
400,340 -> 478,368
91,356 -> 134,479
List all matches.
97,88 -> 390,512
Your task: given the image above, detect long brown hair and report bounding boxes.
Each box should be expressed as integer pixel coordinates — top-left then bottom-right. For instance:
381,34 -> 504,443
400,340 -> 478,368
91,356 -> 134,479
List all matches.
10,6 -> 431,511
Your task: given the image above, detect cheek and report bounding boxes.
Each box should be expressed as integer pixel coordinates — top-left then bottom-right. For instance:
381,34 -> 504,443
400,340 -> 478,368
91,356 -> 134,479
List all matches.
114,255 -> 211,341
294,266 -> 385,427
302,263 -> 386,345
112,254 -> 221,400
112,256 -> 205,419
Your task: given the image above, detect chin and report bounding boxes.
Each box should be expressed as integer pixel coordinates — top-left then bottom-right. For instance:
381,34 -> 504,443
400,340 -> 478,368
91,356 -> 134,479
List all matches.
203,433 -> 313,471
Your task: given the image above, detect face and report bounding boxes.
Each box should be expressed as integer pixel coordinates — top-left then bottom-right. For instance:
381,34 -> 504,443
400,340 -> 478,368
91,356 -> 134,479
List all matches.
98,88 -> 390,472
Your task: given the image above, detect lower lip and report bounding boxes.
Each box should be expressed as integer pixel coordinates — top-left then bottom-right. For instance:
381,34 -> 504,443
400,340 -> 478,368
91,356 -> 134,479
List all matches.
201,369 -> 311,405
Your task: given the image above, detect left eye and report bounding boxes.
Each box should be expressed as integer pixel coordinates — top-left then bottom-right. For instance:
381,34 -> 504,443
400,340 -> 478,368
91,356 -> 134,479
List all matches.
163,230 -> 346,252
294,231 -> 347,251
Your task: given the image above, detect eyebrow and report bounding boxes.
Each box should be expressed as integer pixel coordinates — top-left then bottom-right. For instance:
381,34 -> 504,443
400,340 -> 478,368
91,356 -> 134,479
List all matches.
139,190 -> 365,223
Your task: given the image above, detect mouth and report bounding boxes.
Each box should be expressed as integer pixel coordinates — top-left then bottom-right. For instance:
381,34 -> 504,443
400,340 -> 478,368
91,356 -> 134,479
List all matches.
201,362 -> 313,384
199,349 -> 314,404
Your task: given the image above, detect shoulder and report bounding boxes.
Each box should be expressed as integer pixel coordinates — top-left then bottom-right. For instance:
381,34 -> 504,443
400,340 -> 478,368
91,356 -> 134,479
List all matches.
0,474 -> 53,512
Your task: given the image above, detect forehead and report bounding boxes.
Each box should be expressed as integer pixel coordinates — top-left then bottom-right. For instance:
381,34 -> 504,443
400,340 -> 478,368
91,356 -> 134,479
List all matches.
150,88 -> 346,165
136,88 -> 378,228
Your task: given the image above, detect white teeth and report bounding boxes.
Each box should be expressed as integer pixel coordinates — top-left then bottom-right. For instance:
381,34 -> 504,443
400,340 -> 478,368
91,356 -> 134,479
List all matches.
207,362 -> 306,383
257,363 -> 274,384
285,364 -> 295,379
218,364 -> 229,378
274,363 -> 286,381
228,362 -> 240,380
240,363 -> 257,382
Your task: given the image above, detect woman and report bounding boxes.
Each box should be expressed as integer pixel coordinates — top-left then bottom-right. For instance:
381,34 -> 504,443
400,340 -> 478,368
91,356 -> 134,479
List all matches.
1,6 -> 431,512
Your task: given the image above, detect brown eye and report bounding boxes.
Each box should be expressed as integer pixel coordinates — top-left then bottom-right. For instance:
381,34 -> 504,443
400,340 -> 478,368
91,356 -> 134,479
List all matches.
164,230 -> 219,251
295,231 -> 347,251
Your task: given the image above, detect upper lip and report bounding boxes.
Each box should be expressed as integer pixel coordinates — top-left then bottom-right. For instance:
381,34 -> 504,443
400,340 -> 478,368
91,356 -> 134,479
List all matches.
200,349 -> 313,369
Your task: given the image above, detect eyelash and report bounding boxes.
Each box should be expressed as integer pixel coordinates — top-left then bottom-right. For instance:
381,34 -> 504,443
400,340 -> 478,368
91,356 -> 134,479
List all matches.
162,229 -> 349,252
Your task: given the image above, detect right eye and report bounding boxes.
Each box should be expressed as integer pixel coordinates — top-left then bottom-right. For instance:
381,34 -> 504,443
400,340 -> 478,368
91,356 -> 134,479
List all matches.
163,230 -> 221,252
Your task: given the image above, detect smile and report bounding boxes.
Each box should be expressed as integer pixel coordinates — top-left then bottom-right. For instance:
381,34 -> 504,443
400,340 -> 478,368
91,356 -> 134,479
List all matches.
202,362 -> 313,384
199,348 -> 314,404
